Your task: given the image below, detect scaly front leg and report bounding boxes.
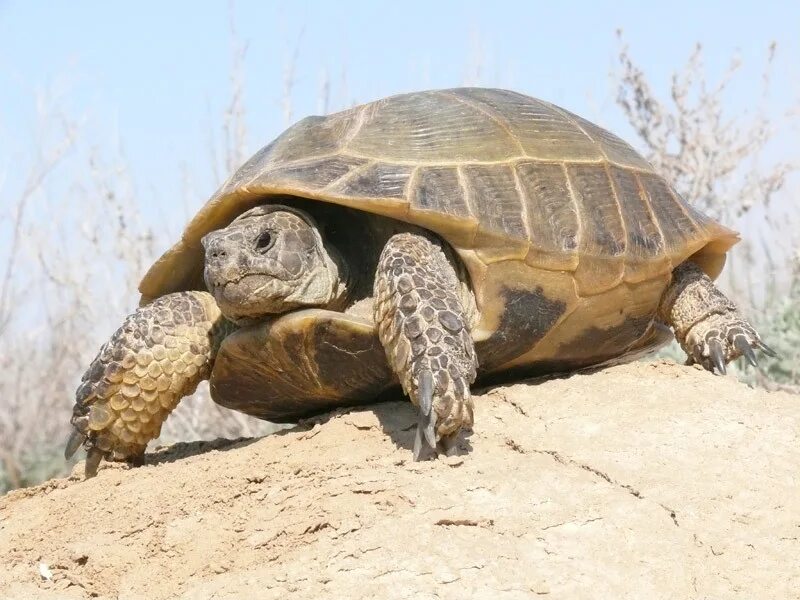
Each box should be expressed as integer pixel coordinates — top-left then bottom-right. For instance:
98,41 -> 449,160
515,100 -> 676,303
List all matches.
66,291 -> 231,477
374,233 -> 478,460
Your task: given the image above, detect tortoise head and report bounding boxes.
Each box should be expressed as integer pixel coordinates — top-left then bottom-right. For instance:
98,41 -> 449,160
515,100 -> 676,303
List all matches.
201,205 -> 348,322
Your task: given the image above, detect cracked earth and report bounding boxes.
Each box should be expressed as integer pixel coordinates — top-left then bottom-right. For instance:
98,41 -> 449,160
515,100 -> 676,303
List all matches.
1,360 -> 798,599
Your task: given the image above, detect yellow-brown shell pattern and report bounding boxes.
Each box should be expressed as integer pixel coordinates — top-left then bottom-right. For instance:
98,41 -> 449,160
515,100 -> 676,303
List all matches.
140,88 -> 738,302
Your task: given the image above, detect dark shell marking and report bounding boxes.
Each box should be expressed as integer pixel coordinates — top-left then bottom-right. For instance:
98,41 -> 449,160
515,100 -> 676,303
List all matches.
475,286 -> 567,371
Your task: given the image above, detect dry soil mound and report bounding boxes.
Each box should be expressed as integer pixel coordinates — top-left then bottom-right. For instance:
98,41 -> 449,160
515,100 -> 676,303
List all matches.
1,361 -> 798,599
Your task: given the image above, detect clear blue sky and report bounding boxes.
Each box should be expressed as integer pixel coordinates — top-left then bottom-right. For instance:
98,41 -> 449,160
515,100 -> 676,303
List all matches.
1,1 -> 797,232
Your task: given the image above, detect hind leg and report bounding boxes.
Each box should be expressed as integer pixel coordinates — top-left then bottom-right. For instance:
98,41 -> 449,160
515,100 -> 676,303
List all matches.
658,262 -> 776,374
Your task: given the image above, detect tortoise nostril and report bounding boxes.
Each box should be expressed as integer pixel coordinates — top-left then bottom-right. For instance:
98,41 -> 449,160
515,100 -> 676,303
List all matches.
208,246 -> 227,260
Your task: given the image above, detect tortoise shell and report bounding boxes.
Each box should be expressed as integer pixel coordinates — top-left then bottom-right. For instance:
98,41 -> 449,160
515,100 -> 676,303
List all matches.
140,88 -> 738,392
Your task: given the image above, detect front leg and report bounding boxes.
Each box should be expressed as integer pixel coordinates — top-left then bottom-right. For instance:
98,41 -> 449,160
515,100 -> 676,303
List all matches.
374,233 -> 478,460
659,261 -> 775,373
66,291 -> 231,478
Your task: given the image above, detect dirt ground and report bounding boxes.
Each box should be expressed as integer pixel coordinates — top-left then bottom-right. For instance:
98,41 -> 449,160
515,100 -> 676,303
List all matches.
1,360 -> 798,600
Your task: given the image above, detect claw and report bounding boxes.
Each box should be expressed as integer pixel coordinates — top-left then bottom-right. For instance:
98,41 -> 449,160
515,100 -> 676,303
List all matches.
709,340 -> 726,375
423,413 -> 437,449
734,336 -> 758,367
84,447 -> 104,479
756,340 -> 778,358
413,415 -> 438,462
64,428 -> 86,460
412,369 -> 438,460
418,370 -> 433,417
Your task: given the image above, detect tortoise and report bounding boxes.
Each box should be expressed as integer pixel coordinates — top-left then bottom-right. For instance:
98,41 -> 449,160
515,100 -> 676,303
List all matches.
66,87 -> 774,476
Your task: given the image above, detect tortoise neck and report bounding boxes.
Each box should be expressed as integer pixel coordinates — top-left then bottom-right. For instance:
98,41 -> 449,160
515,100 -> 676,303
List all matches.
320,246 -> 358,312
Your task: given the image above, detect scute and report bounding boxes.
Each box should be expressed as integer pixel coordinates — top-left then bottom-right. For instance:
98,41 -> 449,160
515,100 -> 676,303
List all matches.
567,111 -> 653,170
447,88 -> 603,162
332,162 -> 415,199
638,172 -> 704,256
516,162 -> 578,271
346,91 -> 519,163
253,112 -> 354,165
266,156 -> 369,191
463,164 -> 529,262
412,167 -> 469,217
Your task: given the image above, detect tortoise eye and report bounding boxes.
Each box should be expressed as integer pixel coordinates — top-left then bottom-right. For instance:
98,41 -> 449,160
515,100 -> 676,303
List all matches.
255,231 -> 274,252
